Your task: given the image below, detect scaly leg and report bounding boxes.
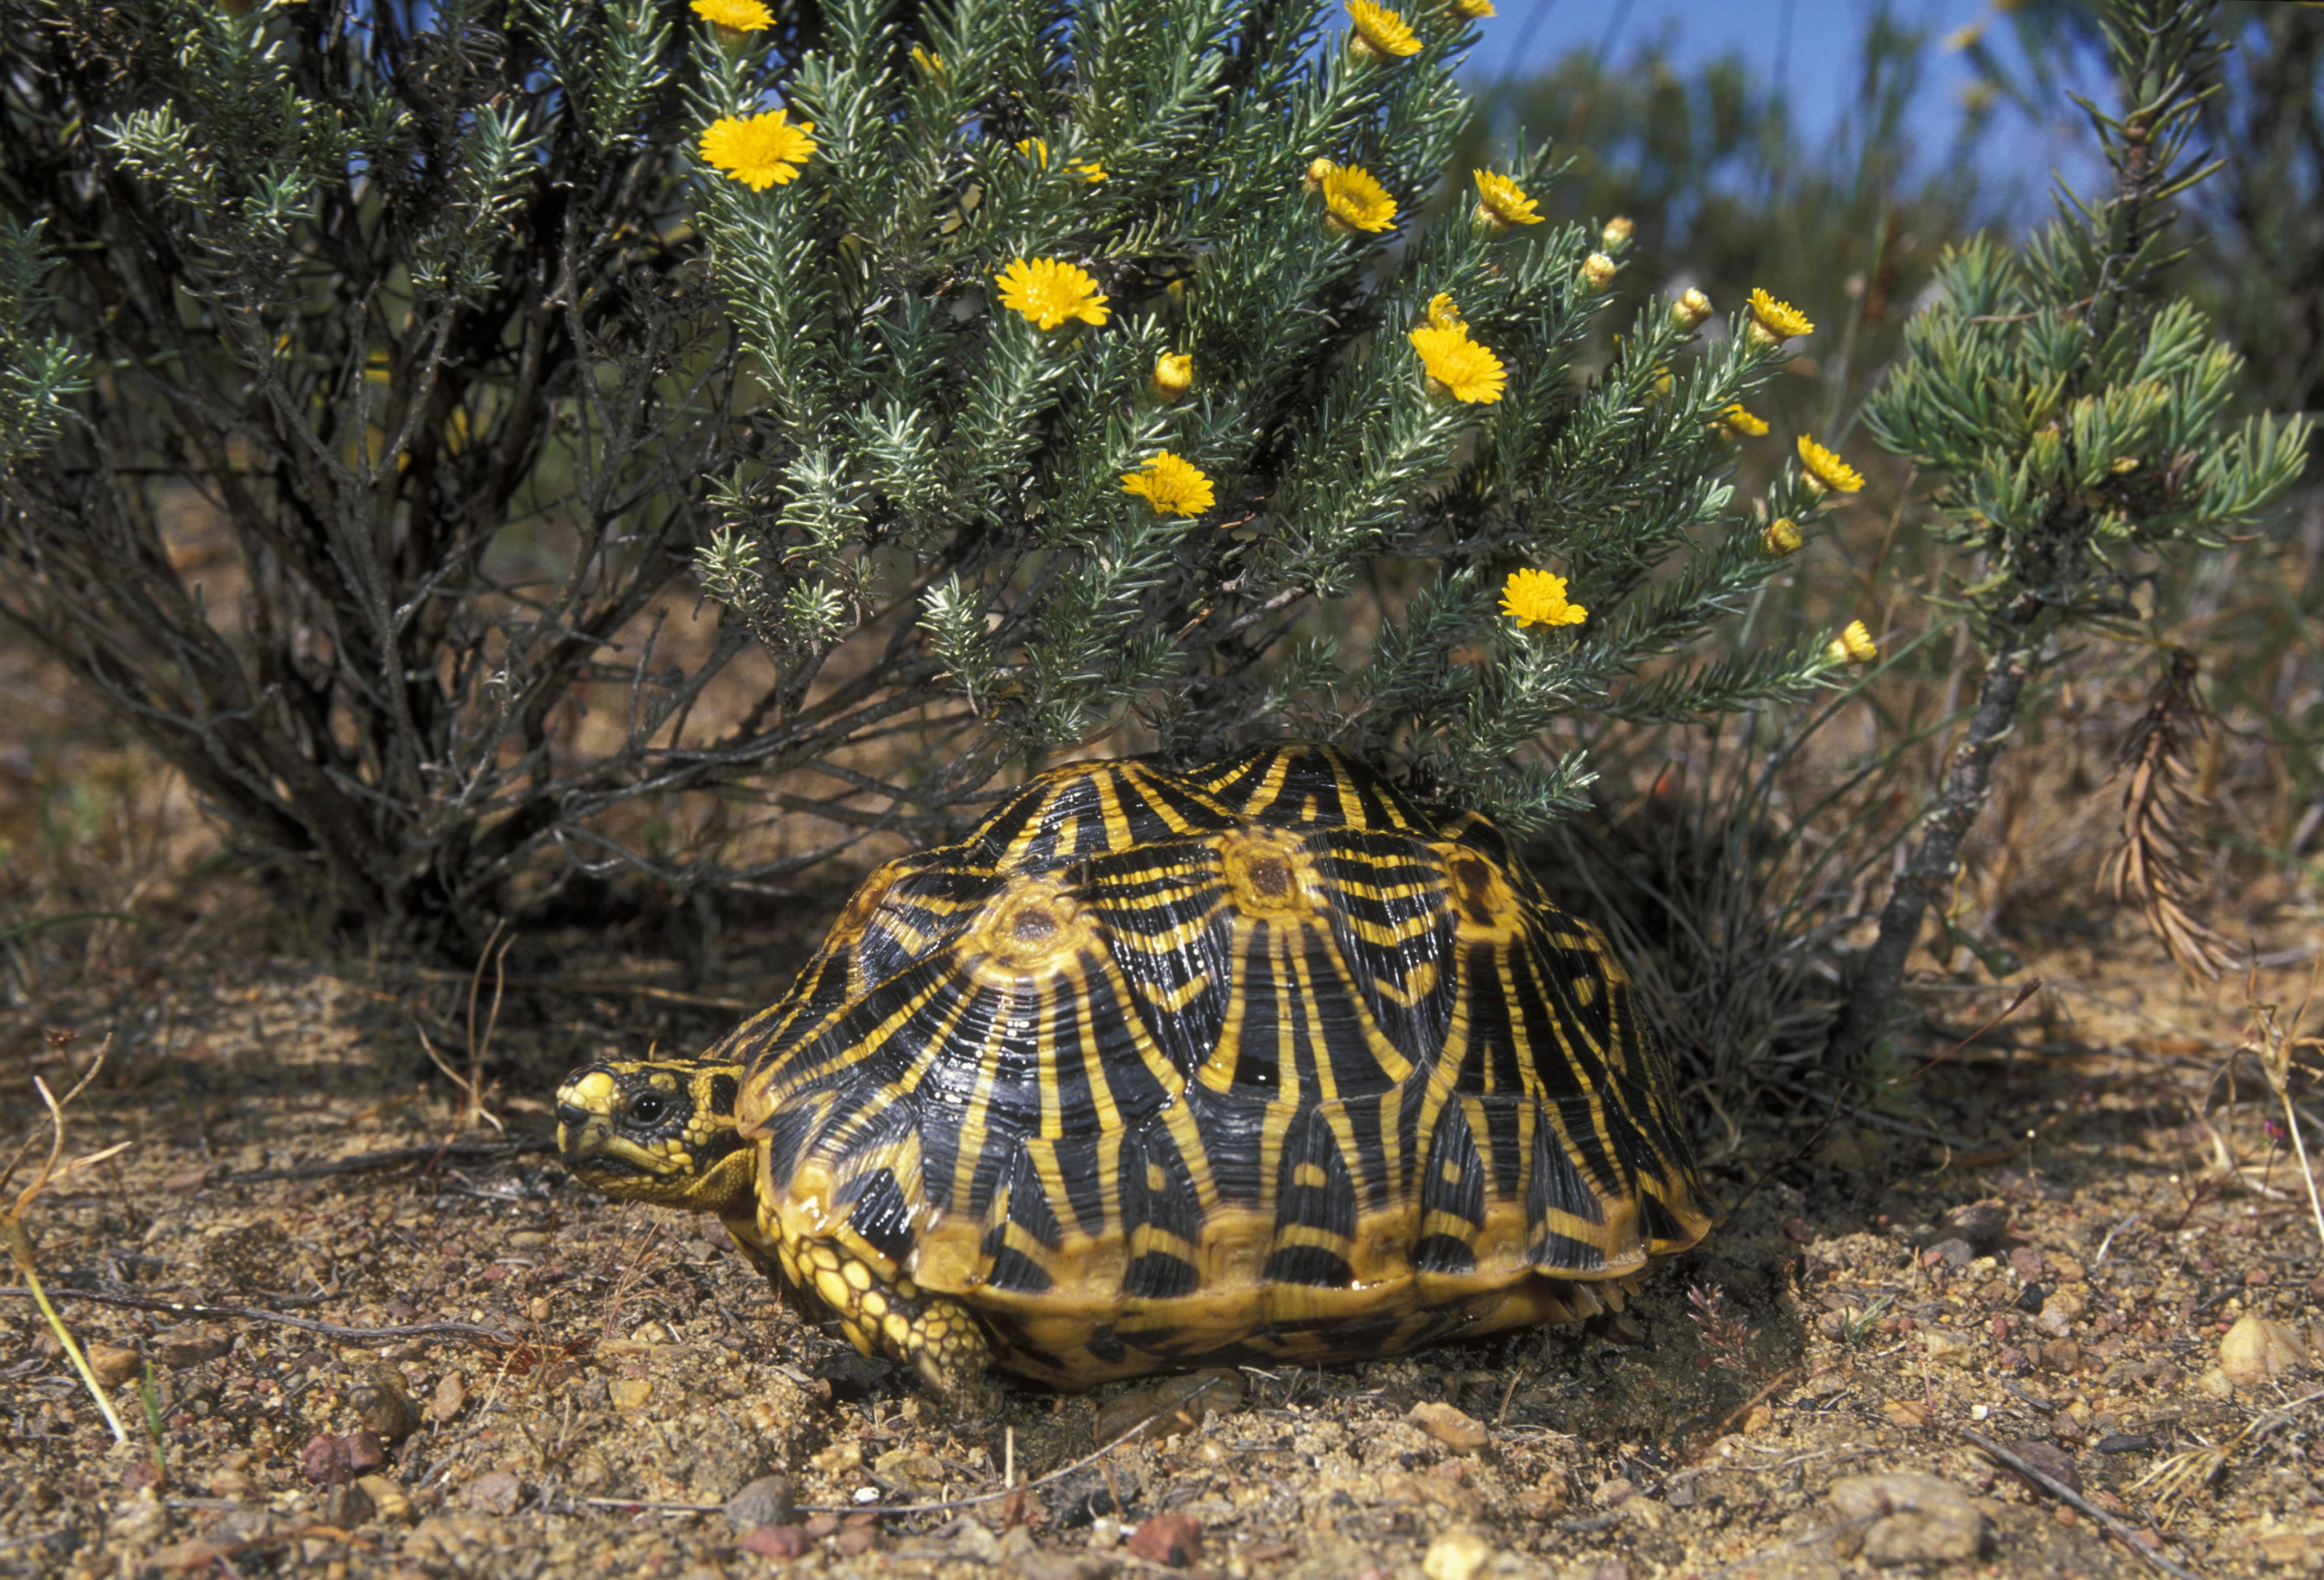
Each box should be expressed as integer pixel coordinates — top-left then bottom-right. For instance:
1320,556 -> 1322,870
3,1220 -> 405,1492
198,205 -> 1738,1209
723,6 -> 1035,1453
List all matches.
782,1234 -> 1003,1417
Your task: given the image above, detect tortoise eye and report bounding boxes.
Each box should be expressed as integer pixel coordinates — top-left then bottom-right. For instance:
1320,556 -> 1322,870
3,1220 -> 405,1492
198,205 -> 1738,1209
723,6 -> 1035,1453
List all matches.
626,1093 -> 669,1125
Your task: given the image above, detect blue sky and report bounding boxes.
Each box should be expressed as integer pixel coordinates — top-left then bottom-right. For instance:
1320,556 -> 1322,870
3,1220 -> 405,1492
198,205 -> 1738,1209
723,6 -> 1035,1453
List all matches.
1462,0 -> 2117,226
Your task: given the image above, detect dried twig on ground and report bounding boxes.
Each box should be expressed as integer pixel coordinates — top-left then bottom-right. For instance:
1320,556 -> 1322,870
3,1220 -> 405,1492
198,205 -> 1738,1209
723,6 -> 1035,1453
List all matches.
1963,1427 -> 2201,1580
0,1285 -> 516,1345
2102,650 -> 2233,979
217,1139 -> 551,1185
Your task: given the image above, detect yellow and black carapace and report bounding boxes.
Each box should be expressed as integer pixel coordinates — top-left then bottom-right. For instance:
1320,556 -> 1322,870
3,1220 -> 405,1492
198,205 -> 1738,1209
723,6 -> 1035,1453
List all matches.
557,743 -> 1709,1407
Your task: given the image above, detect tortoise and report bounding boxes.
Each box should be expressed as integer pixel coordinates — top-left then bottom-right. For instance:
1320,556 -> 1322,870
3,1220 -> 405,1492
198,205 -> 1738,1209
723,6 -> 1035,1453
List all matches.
555,743 -> 1709,1408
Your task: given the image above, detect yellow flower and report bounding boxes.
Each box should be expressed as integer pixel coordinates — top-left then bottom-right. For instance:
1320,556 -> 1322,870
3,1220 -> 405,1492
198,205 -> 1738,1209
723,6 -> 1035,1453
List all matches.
1601,215 -> 1635,247
1720,404 -> 1769,438
1424,292 -> 1465,331
1409,324 -> 1505,404
1580,252 -> 1618,292
1761,517 -> 1802,557
1016,137 -> 1049,168
1121,452 -> 1215,517
1319,163 -> 1397,233
1347,0 -> 1421,58
1151,352 -> 1194,401
1826,620 -> 1878,665
1671,287 -> 1713,330
1449,0 -> 1495,16
1067,160 -> 1106,183
1797,435 -> 1865,493
1501,568 -> 1587,630
1471,169 -> 1543,231
995,257 -> 1110,329
691,0 -> 771,29
910,46 -> 945,77
699,110 -> 817,190
1747,287 -> 1814,345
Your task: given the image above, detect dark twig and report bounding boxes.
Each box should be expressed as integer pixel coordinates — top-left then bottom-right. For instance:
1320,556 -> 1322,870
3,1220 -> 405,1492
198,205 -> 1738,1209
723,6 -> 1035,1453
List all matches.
0,1287 -> 516,1345
213,1139 -> 552,1184
1958,1427 -> 2203,1580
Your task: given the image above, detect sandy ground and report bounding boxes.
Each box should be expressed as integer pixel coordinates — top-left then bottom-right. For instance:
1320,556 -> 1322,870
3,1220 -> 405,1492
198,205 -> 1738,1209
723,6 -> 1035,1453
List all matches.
3,910 -> 2320,1580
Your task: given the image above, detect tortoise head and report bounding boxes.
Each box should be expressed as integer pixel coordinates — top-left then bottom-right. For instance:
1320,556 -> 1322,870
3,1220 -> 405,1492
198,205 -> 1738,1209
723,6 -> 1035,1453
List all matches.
554,1054 -> 756,1220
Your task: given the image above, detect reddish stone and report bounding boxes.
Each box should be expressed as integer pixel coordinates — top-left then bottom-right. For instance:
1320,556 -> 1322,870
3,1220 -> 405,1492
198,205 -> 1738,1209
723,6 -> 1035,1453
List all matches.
1126,1512 -> 1204,1568
300,1434 -> 352,1486
740,1524 -> 808,1558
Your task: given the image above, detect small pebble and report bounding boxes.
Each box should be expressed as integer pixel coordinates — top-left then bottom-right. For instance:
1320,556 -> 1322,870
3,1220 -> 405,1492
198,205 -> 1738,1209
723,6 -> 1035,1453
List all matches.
206,1469 -> 256,1501
740,1525 -> 807,1559
1922,1238 -> 1975,1270
2092,1433 -> 2155,1455
429,1372 -> 467,1425
154,1324 -> 230,1368
299,1433 -> 353,1486
1828,1473 -> 1987,1566
462,1468 -> 522,1515
322,1480 -> 376,1527
1124,1513 -> 1202,1568
2007,1438 -> 2080,1494
356,1474 -> 413,1524
1421,1531 -> 1493,1580
1941,1203 -> 2010,1254
145,1541 -> 227,1573
2219,1314 -> 2306,1387
348,1364 -> 421,1444
1408,1399 -> 1489,1454
85,1343 -> 142,1387
726,1473 -> 796,1532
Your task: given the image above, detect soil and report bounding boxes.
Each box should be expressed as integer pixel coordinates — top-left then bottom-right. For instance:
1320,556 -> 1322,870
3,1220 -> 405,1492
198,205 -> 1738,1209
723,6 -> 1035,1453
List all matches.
3,905 -> 2321,1580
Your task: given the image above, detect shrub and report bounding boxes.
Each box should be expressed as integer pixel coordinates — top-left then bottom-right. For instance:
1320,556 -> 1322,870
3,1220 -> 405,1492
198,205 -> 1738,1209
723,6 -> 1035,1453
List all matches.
1827,0 -> 2312,1064
1,0 -> 1867,951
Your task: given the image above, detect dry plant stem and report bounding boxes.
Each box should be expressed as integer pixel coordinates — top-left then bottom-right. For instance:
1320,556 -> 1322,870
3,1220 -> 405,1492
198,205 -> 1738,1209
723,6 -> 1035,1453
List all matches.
2252,958 -> 2324,1248
0,1286 -> 516,1346
5,1227 -> 130,1444
3,1045 -> 132,1445
1960,1427 -> 2200,1580
1829,611 -> 2041,1070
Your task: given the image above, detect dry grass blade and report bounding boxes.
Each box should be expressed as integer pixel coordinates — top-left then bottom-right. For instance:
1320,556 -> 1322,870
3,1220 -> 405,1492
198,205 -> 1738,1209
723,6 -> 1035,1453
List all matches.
2101,649 -> 2232,980
2241,957 -> 2324,1249
2133,1442 -> 2232,1525
2132,1389 -> 2324,1528
2,1034 -> 133,1444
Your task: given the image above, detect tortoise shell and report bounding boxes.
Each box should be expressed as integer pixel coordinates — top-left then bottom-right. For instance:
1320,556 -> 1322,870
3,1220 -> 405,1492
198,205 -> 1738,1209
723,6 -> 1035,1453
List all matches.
718,743 -> 1709,1387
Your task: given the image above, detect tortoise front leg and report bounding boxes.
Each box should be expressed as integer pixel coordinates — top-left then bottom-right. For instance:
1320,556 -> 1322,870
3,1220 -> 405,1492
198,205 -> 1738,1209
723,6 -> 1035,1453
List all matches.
785,1234 -> 1003,1417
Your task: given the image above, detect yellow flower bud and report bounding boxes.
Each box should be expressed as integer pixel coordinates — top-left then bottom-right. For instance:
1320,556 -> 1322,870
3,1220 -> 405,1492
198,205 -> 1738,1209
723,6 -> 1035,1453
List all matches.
1762,517 -> 1802,557
1600,215 -> 1634,248
1580,252 -> 1619,292
1671,287 -> 1713,330
1825,620 -> 1878,665
1305,157 -> 1337,191
1151,352 -> 1194,402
